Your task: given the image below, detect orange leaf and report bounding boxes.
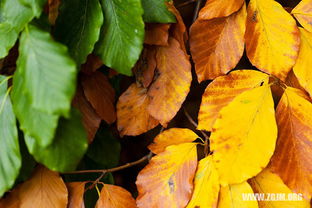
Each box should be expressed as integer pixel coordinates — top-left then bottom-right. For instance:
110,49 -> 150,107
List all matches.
198,70 -> 269,131
82,71 -> 116,124
117,84 -> 159,136
147,38 -> 192,126
292,0 -> 312,32
133,46 -> 157,88
269,87 -> 312,198
285,70 -> 306,92
18,166 -> 68,208
81,54 -> 103,75
67,182 -> 86,208
190,5 -> 246,81
73,84 -> 101,143
95,184 -> 137,208
144,23 -> 170,46
136,143 -> 197,208
245,0 -> 300,80
48,0 -> 61,25
198,0 -> 244,20
148,128 -> 199,154
0,188 -> 20,208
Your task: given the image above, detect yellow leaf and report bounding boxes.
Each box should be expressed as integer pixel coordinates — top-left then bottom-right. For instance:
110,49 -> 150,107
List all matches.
210,85 -> 277,185
190,5 -> 246,81
147,38 -> 192,126
293,28 -> 312,97
198,70 -> 269,131
67,182 -> 86,208
95,184 -> 137,208
148,128 -> 199,154
117,84 -> 159,136
269,87 -> 312,199
249,169 -> 310,208
292,0 -> 312,32
218,182 -> 258,208
136,143 -> 198,208
198,0 -> 245,20
18,166 -> 68,208
186,156 -> 219,208
245,0 -> 300,80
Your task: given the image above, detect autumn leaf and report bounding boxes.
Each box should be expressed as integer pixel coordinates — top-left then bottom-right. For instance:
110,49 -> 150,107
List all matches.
95,184 -> 137,208
292,0 -> 312,32
210,85 -> 277,185
186,156 -> 219,208
81,71 -> 116,124
17,166 -> 68,208
269,87 -> 312,199
0,187 -> 20,208
285,70 -> 306,92
147,37 -> 192,126
136,143 -> 197,208
117,84 -> 159,136
218,182 -> 258,208
198,0 -> 244,20
67,182 -> 86,208
245,0 -> 300,80
198,70 -> 269,131
144,23 -> 170,46
81,54 -> 103,75
190,5 -> 246,81
293,28 -> 312,97
48,0 -> 61,25
249,168 -> 310,208
148,128 -> 199,154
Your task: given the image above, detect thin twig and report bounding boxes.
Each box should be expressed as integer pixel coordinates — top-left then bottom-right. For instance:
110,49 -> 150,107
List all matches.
192,0 -> 203,23
177,0 -> 196,8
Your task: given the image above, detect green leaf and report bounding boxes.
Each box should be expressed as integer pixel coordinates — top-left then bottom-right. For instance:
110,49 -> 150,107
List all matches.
142,0 -> 176,23
17,24 -> 77,116
0,76 -> 21,197
0,0 -> 34,58
18,0 -> 46,17
87,126 -> 121,168
25,108 -> 88,172
95,0 -> 144,76
55,0 -> 104,65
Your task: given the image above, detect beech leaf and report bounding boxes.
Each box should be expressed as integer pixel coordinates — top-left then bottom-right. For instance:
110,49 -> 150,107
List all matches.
292,0 -> 312,32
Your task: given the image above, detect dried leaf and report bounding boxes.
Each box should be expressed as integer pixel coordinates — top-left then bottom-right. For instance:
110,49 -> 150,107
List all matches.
144,23 -> 170,46
48,0 -> 61,25
18,166 -> 68,208
269,87 -> 312,198
95,184 -> 137,208
0,188 -> 20,208
198,70 -> 269,131
136,143 -> 197,208
292,0 -> 312,32
117,84 -> 159,136
285,70 -> 306,91
249,169 -> 310,208
148,128 -> 199,154
293,28 -> 312,97
82,71 -> 116,124
210,85 -> 277,185
190,5 -> 246,81
198,0 -> 244,20
67,182 -> 86,208
81,54 -> 103,75
148,38 -> 192,126
218,182 -> 258,208
245,0 -> 300,80
186,156 -> 219,208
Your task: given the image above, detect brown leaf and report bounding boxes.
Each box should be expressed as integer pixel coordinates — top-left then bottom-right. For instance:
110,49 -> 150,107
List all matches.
67,182 -> 86,208
0,189 -> 20,208
82,71 -> 116,124
144,23 -> 170,46
48,0 -> 61,25
269,87 -> 312,198
190,5 -> 246,81
285,70 -> 306,92
18,166 -> 68,208
133,46 -> 157,88
198,0 -> 244,20
73,84 -> 101,143
147,37 -> 192,126
95,184 -> 137,208
117,84 -> 159,136
81,54 -> 103,75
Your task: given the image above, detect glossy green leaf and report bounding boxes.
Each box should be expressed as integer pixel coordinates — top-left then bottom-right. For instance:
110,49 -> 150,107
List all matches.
142,0 -> 176,23
17,24 -> 77,116
95,0 -> 144,75
25,108 -> 88,173
0,24 -> 18,58
55,0 -> 103,65
18,0 -> 46,17
0,76 -> 21,197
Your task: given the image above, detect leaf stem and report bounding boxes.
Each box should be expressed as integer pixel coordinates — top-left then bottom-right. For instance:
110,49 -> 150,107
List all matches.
192,0 -> 203,23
